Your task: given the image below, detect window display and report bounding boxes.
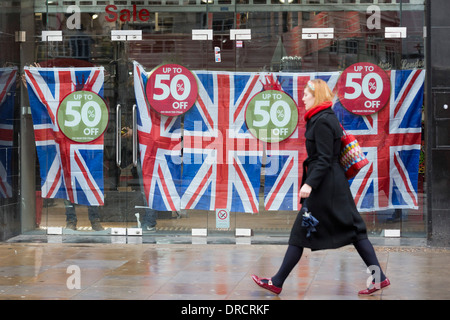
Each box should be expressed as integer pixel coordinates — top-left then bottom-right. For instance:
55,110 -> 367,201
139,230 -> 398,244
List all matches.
0,0 -> 427,240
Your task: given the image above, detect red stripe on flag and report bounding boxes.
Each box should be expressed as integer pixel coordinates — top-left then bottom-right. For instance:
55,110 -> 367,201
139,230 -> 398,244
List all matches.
233,159 -> 258,213
233,75 -> 259,122
393,152 -> 418,207
0,70 -> 16,103
394,70 -> 421,118
47,167 -> 62,198
185,166 -> 213,210
215,75 -> 230,209
25,70 -> 56,121
196,95 -> 214,129
84,69 -> 101,91
265,157 -> 294,210
354,163 -> 373,206
0,179 -> 9,197
157,165 -> 176,211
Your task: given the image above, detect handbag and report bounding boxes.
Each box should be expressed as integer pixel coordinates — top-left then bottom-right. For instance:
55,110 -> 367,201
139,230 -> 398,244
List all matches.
339,124 -> 369,179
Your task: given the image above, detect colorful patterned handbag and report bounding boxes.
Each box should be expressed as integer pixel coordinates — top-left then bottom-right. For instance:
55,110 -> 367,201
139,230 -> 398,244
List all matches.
339,125 -> 369,179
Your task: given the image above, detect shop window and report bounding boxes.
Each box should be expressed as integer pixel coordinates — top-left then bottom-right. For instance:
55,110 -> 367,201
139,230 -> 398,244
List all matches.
346,40 -> 358,54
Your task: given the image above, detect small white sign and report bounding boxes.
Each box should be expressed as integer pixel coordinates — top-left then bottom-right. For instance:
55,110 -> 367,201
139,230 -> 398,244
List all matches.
385,27 -> 407,39
230,29 -> 251,40
111,227 -> 127,235
42,31 -> 62,42
192,29 -> 213,40
216,208 -> 230,229
47,227 -> 63,235
192,228 -> 208,237
215,46 -> 221,63
384,229 -> 401,238
302,28 -> 334,40
235,228 -> 252,237
127,228 -> 142,236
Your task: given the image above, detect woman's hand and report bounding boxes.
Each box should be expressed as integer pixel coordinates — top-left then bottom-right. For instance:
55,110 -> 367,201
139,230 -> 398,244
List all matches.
300,184 -> 312,198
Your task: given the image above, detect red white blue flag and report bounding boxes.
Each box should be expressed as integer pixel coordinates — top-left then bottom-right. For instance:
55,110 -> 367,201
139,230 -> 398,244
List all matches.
25,67 -> 105,206
134,62 -> 182,211
0,67 -> 17,199
334,69 -> 425,212
134,62 -> 424,213
182,71 -> 264,213
265,72 -> 340,211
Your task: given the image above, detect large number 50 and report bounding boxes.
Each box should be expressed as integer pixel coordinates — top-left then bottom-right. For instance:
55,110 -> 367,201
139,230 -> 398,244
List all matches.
252,100 -> 291,127
64,101 -> 102,127
344,72 -> 383,100
152,74 -> 191,101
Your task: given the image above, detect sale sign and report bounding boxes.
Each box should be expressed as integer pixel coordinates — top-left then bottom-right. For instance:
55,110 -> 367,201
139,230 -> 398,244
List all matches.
337,62 -> 390,115
57,90 -> 109,143
245,90 -> 298,143
146,64 -> 198,116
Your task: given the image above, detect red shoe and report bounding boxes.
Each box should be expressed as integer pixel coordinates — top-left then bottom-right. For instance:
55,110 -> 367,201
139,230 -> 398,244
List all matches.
251,275 -> 282,295
358,278 -> 390,295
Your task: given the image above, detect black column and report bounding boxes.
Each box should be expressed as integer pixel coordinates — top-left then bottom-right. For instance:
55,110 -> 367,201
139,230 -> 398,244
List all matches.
427,0 -> 450,246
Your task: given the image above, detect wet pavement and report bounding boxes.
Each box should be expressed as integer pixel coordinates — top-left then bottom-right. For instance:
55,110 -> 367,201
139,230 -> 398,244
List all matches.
0,235 -> 449,301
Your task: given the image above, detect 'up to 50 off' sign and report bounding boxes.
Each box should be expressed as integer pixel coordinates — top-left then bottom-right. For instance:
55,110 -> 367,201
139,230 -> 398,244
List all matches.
57,90 -> 109,143
146,64 -> 198,116
337,62 -> 390,115
245,90 -> 298,143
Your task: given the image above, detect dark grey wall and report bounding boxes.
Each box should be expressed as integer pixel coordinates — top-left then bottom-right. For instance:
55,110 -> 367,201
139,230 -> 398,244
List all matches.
427,0 -> 450,246
0,5 -> 22,241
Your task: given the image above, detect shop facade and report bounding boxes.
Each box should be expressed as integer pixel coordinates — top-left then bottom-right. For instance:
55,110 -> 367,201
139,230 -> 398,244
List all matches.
0,0 -> 446,245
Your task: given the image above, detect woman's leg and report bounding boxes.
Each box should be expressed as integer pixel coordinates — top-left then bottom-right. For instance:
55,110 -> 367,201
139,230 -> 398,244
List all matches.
353,238 -> 386,282
270,245 -> 304,287
252,244 -> 304,294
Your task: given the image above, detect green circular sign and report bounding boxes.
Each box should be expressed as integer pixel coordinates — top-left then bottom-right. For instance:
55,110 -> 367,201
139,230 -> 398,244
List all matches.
57,90 -> 109,143
245,90 -> 298,143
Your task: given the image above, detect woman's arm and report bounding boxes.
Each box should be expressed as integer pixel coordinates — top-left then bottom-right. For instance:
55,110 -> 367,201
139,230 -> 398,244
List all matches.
304,117 -> 335,190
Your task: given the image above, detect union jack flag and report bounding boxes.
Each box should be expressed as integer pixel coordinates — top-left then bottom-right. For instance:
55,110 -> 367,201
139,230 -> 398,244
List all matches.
24,67 -> 105,206
182,71 -> 265,213
0,67 -> 17,198
134,62 -> 182,211
134,62 -> 424,214
334,69 -> 425,212
264,72 -> 340,211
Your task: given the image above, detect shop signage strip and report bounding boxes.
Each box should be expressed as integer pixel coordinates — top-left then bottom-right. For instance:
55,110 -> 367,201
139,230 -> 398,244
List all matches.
111,30 -> 142,41
34,1 -> 426,14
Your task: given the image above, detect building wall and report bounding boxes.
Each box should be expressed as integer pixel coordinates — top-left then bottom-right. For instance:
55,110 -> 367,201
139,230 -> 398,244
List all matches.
0,5 -> 22,241
427,0 -> 450,246
1,0 -> 447,244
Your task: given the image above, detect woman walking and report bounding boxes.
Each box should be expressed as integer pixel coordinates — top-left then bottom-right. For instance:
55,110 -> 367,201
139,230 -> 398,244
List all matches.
252,79 -> 390,296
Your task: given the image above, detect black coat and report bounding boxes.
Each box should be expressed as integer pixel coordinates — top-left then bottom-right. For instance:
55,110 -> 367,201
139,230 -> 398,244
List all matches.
289,108 -> 368,251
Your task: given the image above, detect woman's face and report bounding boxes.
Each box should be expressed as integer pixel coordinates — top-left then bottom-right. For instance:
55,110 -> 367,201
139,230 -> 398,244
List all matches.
302,89 -> 315,111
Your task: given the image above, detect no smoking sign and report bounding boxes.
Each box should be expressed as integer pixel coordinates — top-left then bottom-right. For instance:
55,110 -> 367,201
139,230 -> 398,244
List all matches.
337,62 -> 390,115
216,208 -> 230,229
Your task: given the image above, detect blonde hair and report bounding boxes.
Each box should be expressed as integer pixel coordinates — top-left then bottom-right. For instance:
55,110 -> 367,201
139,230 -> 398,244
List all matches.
305,79 -> 334,107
